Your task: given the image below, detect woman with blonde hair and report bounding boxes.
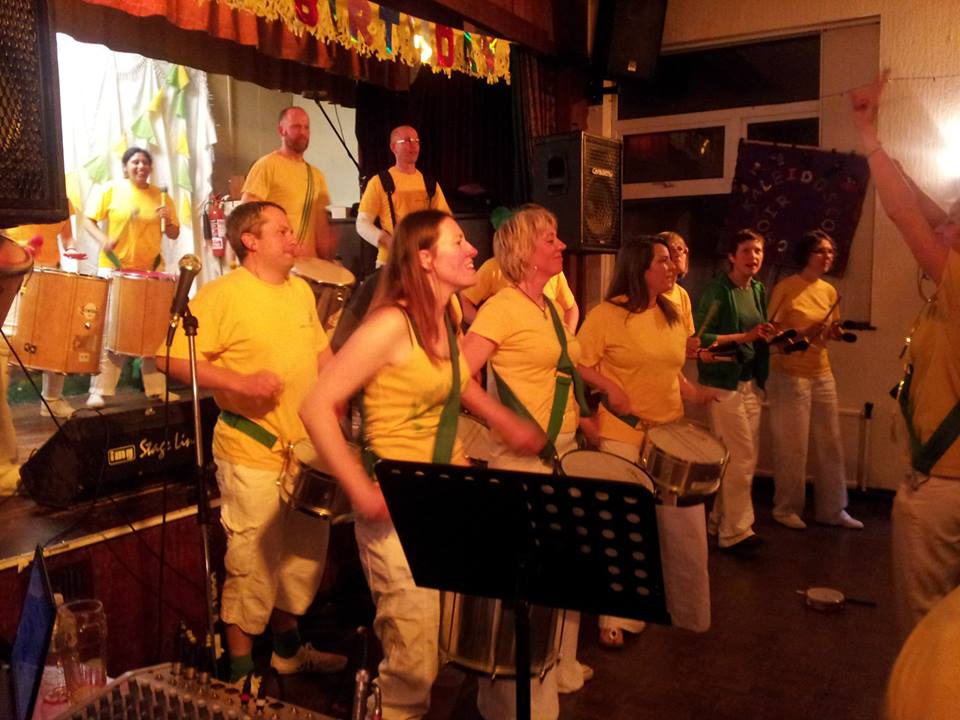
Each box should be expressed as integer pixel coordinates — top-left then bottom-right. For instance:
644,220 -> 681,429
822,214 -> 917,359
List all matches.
300,209 -> 543,720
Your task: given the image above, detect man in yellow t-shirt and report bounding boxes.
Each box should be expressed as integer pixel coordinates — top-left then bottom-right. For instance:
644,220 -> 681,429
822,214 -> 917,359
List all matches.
242,107 -> 333,259
356,125 -> 450,268
158,201 -> 344,684
6,200 -> 84,418
460,256 -> 580,333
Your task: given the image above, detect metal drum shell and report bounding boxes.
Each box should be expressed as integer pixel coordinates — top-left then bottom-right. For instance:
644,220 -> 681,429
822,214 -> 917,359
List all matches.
639,421 -> 728,498
292,258 -> 356,332
104,271 -> 176,356
439,591 -> 561,678
281,439 -> 355,521
12,268 -> 108,373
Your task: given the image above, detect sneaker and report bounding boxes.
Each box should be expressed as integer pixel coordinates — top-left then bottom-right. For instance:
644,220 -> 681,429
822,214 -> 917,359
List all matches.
269,643 -> 347,675
817,510 -> 864,529
86,393 -> 105,409
719,533 -> 763,553
148,391 -> 181,403
41,397 -> 75,419
558,662 -> 594,694
773,512 -> 807,530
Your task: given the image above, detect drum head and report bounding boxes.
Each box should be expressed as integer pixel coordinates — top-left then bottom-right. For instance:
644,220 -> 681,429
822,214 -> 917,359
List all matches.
560,450 -> 653,491
293,258 -> 356,287
646,422 -> 726,464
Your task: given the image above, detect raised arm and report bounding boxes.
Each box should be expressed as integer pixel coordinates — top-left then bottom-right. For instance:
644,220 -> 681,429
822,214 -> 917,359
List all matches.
851,72 -> 949,281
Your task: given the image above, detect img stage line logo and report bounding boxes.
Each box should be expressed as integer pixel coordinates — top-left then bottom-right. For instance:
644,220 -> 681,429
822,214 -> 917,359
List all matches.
107,432 -> 195,465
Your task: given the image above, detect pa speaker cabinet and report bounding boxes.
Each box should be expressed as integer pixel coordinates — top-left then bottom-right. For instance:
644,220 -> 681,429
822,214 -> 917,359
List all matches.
532,132 -> 622,254
0,0 -> 68,227
593,0 -> 667,81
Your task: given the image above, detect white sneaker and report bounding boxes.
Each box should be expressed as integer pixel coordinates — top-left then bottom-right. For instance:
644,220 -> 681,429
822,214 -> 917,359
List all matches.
773,512 -> 807,530
818,510 -> 864,529
41,397 -> 75,418
86,393 -> 105,409
558,661 -> 594,694
269,643 -> 347,675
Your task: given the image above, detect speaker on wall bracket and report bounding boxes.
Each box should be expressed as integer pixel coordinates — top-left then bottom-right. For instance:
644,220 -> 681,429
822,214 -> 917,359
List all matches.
532,132 -> 622,254
0,0 -> 68,227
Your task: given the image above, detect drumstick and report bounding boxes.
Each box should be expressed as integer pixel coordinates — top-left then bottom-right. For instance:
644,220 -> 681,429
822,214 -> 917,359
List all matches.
694,300 -> 719,340
78,216 -> 122,268
821,294 -> 841,323
159,186 -> 168,237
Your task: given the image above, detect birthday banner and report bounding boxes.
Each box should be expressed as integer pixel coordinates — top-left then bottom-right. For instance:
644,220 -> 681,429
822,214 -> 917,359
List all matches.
220,0 -> 512,84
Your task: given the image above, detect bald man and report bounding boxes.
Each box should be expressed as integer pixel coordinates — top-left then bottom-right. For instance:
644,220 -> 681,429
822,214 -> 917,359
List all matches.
356,125 -> 450,268
242,106 -> 333,259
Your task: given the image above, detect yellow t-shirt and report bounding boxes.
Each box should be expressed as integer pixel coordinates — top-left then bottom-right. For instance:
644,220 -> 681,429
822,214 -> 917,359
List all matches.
768,274 -> 838,378
5,199 -> 75,267
663,282 -> 694,337
87,181 -> 178,271
469,287 -> 581,434
363,313 -> 469,464
242,152 -> 330,253
165,267 -> 328,471
460,257 -> 575,311
357,168 -> 450,266
907,249 -> 960,477
577,299 -> 686,445
886,585 -> 960,720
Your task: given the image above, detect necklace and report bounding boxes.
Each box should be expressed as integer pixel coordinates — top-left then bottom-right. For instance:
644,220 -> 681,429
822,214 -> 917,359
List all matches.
513,283 -> 546,314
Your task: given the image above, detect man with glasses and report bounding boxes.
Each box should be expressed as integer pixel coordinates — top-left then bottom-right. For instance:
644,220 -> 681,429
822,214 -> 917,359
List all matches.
356,125 -> 450,268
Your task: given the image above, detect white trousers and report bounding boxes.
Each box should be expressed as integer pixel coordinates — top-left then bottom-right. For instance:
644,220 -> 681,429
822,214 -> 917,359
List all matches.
891,474 -> 960,640
477,433 -> 578,720
708,381 -> 761,547
356,517 -> 439,720
89,350 -> 167,398
767,371 -> 849,521
216,457 -> 330,636
42,372 -> 65,400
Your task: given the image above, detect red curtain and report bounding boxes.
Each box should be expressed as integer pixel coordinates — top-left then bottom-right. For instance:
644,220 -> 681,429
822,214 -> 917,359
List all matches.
53,0 -> 413,100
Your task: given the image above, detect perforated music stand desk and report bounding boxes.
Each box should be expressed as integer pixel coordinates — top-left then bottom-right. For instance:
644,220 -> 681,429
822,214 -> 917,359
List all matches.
376,459 -> 670,720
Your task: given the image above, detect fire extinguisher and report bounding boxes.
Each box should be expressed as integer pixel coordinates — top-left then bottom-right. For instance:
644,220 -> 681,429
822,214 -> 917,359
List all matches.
206,194 -> 226,257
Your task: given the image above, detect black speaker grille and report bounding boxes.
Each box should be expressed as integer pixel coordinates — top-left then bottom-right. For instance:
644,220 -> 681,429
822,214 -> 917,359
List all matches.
0,0 -> 48,204
582,136 -> 621,250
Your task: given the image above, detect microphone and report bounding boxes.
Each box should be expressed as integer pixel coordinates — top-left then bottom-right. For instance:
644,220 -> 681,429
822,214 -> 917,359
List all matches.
841,320 -> 876,331
166,254 -> 202,346
159,186 -> 168,236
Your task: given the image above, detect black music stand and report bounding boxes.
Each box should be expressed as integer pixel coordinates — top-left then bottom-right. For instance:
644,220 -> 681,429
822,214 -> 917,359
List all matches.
376,460 -> 670,720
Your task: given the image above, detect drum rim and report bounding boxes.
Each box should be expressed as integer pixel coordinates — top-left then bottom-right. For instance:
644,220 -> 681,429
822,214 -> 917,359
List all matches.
110,270 -> 176,281
292,258 -> 356,287
644,421 -> 727,462
559,448 -> 655,487
28,266 -> 108,280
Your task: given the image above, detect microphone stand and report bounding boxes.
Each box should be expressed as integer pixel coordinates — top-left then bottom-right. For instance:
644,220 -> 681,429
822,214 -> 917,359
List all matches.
181,306 -> 219,673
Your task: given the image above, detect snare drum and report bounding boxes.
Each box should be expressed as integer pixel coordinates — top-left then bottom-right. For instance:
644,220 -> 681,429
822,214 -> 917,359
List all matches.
0,234 -> 34,331
439,591 -> 561,678
104,271 -> 176,356
292,258 -> 356,331
457,414 -> 491,465
639,421 -> 728,498
13,268 -> 108,373
280,439 -> 354,521
559,449 -> 654,492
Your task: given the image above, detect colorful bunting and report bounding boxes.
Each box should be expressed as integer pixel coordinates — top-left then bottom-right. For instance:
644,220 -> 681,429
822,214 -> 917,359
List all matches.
180,194 -> 192,221
173,90 -> 187,119
176,129 -> 191,158
130,112 -> 156,144
83,154 -> 110,185
176,158 -> 193,192
223,0 -> 511,83
110,135 -> 128,158
148,88 -> 165,113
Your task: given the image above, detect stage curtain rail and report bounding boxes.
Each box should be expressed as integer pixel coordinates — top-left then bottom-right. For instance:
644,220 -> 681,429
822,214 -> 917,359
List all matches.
54,0 -> 413,101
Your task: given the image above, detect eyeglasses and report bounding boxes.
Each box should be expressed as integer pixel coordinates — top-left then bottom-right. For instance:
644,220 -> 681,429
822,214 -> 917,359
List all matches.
395,138 -> 420,146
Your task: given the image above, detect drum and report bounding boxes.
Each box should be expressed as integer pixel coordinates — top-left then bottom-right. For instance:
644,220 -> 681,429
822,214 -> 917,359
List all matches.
559,449 -> 654,492
439,591 -> 561,678
0,234 -> 34,333
292,258 -> 355,331
13,268 -> 109,373
104,271 -> 176,356
280,439 -> 354,521
457,413 -> 491,465
639,421 -> 728,498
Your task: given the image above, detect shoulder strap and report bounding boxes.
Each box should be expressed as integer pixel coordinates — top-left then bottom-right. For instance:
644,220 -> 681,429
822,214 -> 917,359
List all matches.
424,174 -> 437,201
432,315 -> 462,464
378,170 -> 397,228
898,364 -> 960,474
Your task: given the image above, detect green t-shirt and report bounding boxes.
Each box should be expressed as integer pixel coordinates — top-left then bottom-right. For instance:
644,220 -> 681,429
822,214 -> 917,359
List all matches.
733,287 -> 762,380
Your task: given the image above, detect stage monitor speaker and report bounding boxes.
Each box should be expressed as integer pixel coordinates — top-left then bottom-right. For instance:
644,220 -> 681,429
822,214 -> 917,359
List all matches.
593,0 -> 668,81
0,0 -> 68,227
532,132 -> 622,253
21,397 -> 220,508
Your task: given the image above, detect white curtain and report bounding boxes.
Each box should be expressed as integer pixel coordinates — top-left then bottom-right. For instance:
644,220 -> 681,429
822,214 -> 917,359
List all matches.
55,34 -> 216,278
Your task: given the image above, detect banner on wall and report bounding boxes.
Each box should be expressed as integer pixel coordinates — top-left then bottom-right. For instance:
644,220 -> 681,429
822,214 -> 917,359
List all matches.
220,0 -> 511,84
725,140 -> 870,276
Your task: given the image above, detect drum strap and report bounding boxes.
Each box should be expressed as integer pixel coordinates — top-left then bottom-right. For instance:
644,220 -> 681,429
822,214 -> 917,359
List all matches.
492,297 -> 591,461
105,250 -> 122,269
296,163 -> 315,247
219,410 -> 278,449
897,363 -> 960,475
432,314 -> 461,465
600,396 -> 643,429
151,254 -> 162,271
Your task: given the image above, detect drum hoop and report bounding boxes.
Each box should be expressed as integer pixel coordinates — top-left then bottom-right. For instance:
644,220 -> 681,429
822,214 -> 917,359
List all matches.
110,270 -> 175,281
560,449 -> 654,486
292,259 -> 356,288
645,422 -> 727,465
